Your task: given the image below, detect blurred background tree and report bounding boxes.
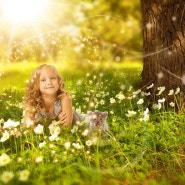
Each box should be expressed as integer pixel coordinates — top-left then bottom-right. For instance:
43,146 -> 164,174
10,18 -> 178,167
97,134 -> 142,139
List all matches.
141,0 -> 185,109
0,0 -> 142,64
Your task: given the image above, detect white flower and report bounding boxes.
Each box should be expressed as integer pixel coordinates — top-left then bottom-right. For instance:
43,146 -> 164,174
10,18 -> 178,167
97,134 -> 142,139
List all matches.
110,98 -> 116,104
144,92 -> 151,96
110,110 -> 114,115
143,108 -> 149,122
72,143 -> 83,150
175,87 -> 180,94
99,99 -> 105,105
146,83 -> 154,89
158,103 -> 162,110
86,140 -> 93,146
158,98 -> 165,103
76,80 -> 82,86
49,143 -> 55,149
3,119 -> 20,129
71,125 -> 78,133
34,124 -> 44,134
35,156 -> 43,163
76,119 -> 86,126
49,124 -> 60,137
49,135 -> 59,141
0,171 -> 14,184
139,108 -> 149,122
50,120 -> 60,126
128,86 -> 133,91
169,102 -> 175,107
92,137 -> 98,144
126,110 -> 137,118
120,84 -> 125,90
127,96 -> 133,100
168,89 -> 174,96
0,153 -> 11,166
64,142 -> 71,149
96,93 -> 101,98
82,129 -> 89,136
132,89 -> 141,95
84,97 -> 89,102
156,86 -> 165,96
132,94 -> 136,99
19,169 -> 30,181
75,107 -> 82,113
0,130 -> 10,142
152,103 -> 162,110
39,141 -> 46,148
25,119 -> 34,128
116,92 -> 125,100
137,98 -> 144,105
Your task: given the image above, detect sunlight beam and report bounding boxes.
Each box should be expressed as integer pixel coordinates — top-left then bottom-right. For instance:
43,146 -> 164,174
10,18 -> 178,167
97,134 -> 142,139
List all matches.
2,0 -> 48,24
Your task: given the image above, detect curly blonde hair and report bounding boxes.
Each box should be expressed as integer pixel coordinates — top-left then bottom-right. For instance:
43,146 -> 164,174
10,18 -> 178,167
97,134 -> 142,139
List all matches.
23,64 -> 66,120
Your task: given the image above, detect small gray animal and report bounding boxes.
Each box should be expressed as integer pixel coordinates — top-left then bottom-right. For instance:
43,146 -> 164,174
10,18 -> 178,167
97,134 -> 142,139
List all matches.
87,110 -> 108,132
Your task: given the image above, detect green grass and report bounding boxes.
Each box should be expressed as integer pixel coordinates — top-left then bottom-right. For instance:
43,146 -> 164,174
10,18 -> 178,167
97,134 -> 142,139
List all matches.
0,61 -> 185,185
0,60 -> 142,91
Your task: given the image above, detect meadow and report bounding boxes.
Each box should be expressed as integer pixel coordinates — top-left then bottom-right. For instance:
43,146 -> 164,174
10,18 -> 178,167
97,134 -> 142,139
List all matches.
0,61 -> 185,185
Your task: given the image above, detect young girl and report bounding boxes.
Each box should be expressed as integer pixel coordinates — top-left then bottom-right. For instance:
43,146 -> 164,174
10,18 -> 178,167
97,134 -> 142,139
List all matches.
23,64 -> 82,127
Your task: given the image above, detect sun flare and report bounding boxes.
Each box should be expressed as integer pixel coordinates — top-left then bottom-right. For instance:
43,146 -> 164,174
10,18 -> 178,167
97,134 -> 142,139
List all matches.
2,0 -> 48,24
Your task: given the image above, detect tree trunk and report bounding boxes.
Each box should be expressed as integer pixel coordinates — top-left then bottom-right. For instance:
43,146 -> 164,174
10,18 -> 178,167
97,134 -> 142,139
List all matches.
141,0 -> 185,110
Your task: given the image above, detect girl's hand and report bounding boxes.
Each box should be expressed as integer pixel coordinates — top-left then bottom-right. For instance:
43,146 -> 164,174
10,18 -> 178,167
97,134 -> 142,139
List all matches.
58,112 -> 68,125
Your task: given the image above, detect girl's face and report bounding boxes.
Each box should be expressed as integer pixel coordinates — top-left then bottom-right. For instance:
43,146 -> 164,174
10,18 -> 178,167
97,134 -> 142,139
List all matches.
39,66 -> 60,96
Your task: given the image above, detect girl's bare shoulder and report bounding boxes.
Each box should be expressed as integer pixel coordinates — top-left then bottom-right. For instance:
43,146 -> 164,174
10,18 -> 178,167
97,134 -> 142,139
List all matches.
60,93 -> 72,102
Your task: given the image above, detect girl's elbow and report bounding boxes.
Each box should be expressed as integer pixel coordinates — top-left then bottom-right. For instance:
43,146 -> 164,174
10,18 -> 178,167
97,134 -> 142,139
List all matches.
68,117 -> 73,126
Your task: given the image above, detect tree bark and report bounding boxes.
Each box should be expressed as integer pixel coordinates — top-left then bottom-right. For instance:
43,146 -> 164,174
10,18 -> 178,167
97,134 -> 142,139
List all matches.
141,0 -> 185,109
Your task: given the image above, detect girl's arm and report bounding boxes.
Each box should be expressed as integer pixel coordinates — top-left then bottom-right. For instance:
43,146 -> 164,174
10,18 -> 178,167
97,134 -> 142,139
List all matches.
22,110 -> 35,128
58,93 -> 73,126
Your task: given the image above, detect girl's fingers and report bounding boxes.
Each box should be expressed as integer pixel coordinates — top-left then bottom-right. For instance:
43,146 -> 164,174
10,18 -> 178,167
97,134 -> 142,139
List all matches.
58,112 -> 67,124
59,112 -> 66,119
